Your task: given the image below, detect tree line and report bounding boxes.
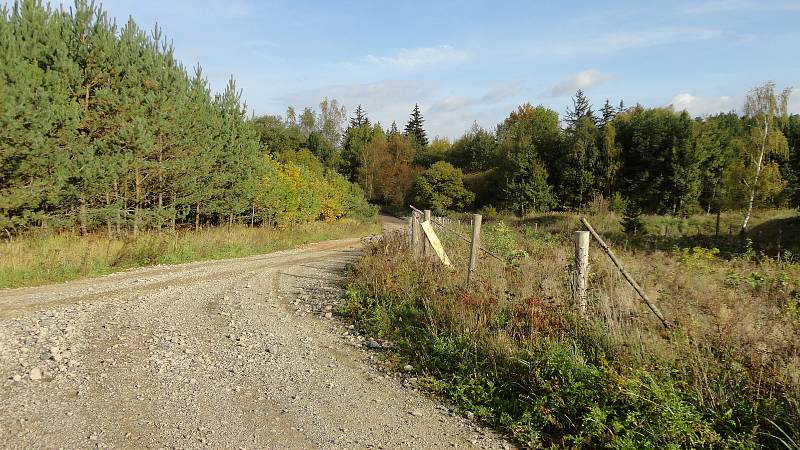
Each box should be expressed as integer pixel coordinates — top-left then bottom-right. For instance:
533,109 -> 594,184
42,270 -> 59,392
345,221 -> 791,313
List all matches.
3,1 -> 796,237
0,1 -> 372,236
318,85 -> 796,233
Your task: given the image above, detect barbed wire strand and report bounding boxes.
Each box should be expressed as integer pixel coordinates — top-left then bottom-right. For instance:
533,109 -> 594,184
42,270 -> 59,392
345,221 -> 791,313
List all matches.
409,205 -> 505,263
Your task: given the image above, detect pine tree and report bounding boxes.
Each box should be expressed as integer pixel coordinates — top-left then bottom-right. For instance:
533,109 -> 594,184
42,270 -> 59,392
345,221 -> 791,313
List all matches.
404,104 -> 428,148
1,1 -> 369,235
621,203 -> 645,234
388,121 -> 399,136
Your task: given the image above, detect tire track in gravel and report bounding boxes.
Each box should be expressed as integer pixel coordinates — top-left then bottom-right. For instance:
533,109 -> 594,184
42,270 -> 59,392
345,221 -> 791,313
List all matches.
0,224 -> 514,449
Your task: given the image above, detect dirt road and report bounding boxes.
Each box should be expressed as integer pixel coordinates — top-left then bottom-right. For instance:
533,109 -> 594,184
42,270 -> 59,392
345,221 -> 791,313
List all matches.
0,219 -> 512,449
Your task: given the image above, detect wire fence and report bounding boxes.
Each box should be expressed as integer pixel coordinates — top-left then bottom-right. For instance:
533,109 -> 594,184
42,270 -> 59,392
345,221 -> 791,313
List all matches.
405,205 -> 668,327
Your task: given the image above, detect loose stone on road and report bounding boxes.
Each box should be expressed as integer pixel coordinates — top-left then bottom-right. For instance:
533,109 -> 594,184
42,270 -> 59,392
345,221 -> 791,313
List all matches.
0,225 -> 513,449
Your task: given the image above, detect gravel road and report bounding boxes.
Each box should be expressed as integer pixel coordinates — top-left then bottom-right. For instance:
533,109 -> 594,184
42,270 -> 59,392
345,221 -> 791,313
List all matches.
0,219 -> 514,449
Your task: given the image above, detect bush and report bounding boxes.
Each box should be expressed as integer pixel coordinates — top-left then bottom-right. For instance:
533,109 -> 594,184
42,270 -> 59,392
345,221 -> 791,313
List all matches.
478,205 -> 499,221
412,161 -> 475,214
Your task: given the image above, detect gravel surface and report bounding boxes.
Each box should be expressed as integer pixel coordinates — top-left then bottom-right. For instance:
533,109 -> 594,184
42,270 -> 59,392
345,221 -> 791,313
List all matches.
0,219 -> 515,449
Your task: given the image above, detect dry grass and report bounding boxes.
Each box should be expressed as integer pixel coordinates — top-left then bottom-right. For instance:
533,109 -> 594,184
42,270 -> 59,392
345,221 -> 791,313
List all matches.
345,209 -> 800,446
0,219 -> 379,289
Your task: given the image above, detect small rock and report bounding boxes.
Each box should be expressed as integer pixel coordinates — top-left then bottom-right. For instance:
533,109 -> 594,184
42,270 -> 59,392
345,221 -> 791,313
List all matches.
403,364 -> 414,372
466,411 -> 475,420
409,410 -> 423,417
29,368 -> 42,381
324,312 -> 333,319
12,375 -> 22,382
365,339 -> 382,349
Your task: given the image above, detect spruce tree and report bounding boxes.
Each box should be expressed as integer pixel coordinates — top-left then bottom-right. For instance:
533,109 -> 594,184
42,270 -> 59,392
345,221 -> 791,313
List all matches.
349,104 -> 369,128
404,104 -> 428,148
565,90 -> 596,128
600,99 -> 617,127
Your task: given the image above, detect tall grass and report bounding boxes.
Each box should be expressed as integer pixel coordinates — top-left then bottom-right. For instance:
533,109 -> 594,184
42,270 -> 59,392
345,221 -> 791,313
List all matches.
0,219 -> 379,289
342,210 -> 800,448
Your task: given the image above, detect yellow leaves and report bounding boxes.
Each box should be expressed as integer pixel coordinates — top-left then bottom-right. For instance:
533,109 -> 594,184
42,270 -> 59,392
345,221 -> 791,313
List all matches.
257,157 -> 359,227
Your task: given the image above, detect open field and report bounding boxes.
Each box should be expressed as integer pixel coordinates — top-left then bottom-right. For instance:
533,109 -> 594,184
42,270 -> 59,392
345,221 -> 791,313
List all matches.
342,208 -> 800,447
0,220 -> 379,289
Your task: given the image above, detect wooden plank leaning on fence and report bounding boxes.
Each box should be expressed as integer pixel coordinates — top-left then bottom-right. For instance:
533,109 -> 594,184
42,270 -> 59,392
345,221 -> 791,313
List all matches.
409,205 -> 504,263
420,219 -> 452,267
580,217 -> 670,329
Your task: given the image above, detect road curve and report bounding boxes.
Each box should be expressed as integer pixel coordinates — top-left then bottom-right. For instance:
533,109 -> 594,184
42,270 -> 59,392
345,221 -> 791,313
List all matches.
0,227 -> 512,449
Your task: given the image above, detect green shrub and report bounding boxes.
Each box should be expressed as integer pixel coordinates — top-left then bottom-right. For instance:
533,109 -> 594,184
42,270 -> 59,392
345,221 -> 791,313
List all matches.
478,205 -> 499,221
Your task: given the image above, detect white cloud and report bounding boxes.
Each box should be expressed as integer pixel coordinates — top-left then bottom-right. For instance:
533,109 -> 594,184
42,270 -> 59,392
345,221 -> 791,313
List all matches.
547,69 -> 613,97
481,84 -> 518,103
534,27 -> 721,56
668,93 -> 740,116
669,86 -> 800,117
365,45 -> 467,69
430,84 -> 518,113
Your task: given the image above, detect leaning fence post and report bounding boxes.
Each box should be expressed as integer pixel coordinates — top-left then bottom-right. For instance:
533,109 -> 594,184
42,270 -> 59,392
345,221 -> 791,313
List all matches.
467,214 -> 482,287
423,209 -> 432,258
573,231 -> 590,315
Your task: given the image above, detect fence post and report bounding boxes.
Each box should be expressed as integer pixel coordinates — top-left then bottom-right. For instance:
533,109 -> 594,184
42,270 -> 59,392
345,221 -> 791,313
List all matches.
411,211 -> 422,258
573,231 -> 590,315
407,216 -> 413,244
423,209 -> 432,258
467,214 -> 482,287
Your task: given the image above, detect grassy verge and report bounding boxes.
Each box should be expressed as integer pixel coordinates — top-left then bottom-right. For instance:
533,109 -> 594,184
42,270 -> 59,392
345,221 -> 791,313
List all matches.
341,212 -> 800,448
0,219 -> 379,289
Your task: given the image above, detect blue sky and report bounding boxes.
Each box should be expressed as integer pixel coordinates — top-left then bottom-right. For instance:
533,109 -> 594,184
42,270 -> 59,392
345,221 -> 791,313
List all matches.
21,0 -> 800,138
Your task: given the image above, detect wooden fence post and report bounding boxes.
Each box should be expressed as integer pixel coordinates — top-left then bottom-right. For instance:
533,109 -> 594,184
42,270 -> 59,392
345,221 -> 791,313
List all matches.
573,231 -> 590,315
407,216 -> 413,244
581,217 -> 670,329
423,209 -> 432,258
411,212 -> 422,258
467,214 -> 482,287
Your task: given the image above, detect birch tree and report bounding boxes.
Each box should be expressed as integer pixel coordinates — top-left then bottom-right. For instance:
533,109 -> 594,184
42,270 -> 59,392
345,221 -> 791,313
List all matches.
740,82 -> 791,232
